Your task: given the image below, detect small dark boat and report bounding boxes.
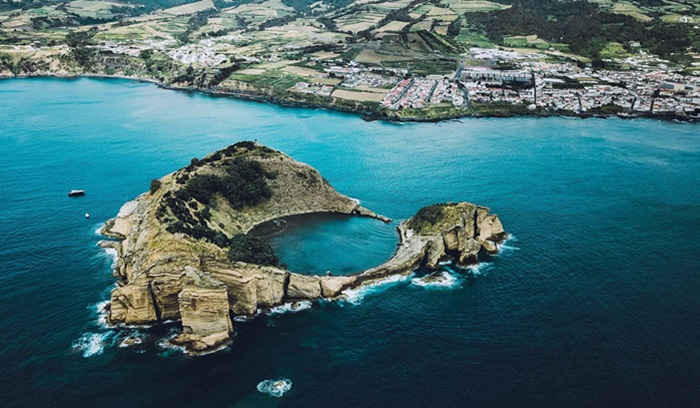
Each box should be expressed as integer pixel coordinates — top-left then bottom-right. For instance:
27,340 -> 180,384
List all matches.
68,190 -> 85,197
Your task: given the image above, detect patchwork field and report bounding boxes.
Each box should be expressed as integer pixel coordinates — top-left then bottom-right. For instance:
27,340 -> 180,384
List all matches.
65,1 -> 125,19
355,49 -> 413,64
331,89 -> 386,101
503,35 -> 550,49
611,2 -> 653,21
162,0 -> 214,15
444,0 -> 510,13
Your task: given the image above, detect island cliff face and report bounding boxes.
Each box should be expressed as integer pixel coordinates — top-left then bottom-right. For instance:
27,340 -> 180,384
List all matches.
101,142 -> 506,353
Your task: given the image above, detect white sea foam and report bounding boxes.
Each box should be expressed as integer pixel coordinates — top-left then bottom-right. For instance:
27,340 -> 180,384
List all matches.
72,332 -> 111,358
268,301 -> 313,315
93,300 -> 111,328
118,334 -> 144,348
233,315 -> 253,322
411,271 -> 460,289
257,378 -> 292,398
497,234 -> 520,254
102,247 -> 119,270
463,262 -> 493,276
94,225 -> 103,235
117,200 -> 138,218
157,327 -> 185,353
340,274 -> 412,305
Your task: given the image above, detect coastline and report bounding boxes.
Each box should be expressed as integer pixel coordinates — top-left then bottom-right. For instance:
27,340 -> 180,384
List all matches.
1,73 -> 697,124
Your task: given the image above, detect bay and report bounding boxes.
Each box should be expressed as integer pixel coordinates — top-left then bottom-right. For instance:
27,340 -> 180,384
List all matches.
0,77 -> 698,407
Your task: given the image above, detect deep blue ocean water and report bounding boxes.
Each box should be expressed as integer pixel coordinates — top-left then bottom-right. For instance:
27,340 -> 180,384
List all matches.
0,78 -> 698,407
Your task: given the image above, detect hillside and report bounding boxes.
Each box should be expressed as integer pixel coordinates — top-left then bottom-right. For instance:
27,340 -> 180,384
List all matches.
2,0 -> 698,121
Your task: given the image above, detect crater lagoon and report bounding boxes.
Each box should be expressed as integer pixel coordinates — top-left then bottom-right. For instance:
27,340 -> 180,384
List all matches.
1,77 -> 698,407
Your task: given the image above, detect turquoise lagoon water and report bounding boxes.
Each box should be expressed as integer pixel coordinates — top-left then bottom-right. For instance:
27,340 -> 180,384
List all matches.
0,78 -> 699,407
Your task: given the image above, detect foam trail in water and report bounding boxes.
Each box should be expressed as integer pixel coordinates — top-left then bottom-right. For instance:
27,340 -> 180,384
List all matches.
257,379 -> 292,398
340,274 -> 412,305
157,327 -> 185,354
497,234 -> 520,254
93,300 -> 111,328
463,262 -> 493,276
268,301 -> 312,315
72,332 -> 112,358
101,247 -> 118,271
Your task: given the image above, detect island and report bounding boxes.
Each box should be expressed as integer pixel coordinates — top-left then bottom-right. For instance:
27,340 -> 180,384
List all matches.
100,141 -> 506,353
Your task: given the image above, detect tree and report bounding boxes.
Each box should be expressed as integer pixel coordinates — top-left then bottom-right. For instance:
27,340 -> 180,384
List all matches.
150,179 -> 162,194
228,234 -> 279,266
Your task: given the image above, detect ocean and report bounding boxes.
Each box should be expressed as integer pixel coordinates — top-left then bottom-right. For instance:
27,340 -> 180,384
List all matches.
0,77 -> 698,407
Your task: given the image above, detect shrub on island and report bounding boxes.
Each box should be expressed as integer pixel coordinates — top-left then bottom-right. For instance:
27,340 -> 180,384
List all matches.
184,158 -> 272,209
150,179 -> 161,194
227,234 -> 279,266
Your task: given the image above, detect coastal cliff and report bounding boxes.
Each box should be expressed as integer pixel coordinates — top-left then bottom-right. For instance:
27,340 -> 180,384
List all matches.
101,141 -> 506,353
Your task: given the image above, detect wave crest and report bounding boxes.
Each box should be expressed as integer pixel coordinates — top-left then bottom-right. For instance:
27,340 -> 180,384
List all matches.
340,274 -> 412,305
72,332 -> 112,358
411,271 -> 460,289
269,301 -> 312,315
257,379 -> 292,398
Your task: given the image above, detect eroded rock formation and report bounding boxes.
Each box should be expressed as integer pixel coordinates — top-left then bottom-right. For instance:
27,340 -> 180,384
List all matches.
100,142 -> 506,354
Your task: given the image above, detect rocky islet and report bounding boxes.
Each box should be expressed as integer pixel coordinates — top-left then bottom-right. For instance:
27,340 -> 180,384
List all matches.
100,141 -> 506,353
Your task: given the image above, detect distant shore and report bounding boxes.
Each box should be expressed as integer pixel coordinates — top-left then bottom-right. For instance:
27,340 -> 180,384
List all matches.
2,73 -> 697,124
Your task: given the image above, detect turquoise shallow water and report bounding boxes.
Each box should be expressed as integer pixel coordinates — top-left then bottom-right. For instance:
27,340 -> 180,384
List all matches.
0,78 -> 699,407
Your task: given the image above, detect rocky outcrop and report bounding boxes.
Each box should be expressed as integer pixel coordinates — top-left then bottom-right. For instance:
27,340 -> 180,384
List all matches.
171,268 -> 233,353
351,202 -> 507,289
109,281 -> 158,324
101,142 -> 506,354
425,237 -> 446,269
287,274 -> 322,300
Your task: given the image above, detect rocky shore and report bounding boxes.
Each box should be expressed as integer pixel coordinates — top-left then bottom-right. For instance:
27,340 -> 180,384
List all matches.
1,69 -> 696,124
99,142 -> 507,354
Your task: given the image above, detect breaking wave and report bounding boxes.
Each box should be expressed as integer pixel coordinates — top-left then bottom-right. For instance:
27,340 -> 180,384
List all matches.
497,234 -> 520,254
461,262 -> 493,276
269,301 -> 313,315
257,378 -> 292,398
118,332 -> 145,348
102,247 -> 118,271
72,332 -> 112,358
93,300 -> 110,328
411,271 -> 461,289
156,327 -> 184,353
340,274 -> 413,305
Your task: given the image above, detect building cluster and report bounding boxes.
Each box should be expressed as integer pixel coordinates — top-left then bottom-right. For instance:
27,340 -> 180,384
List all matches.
381,78 -> 466,109
293,82 -> 333,96
340,71 -> 397,89
97,40 -> 176,57
84,34 -> 699,116
465,84 -> 529,106
459,68 -> 532,84
469,47 -> 545,61
167,39 -> 228,67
